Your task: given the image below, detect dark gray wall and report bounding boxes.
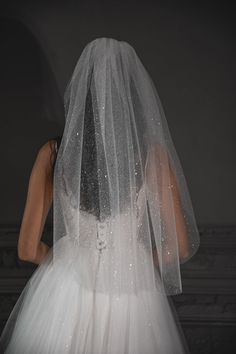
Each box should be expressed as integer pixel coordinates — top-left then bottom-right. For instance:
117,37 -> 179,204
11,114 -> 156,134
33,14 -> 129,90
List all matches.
0,2 -> 236,352
0,0 -> 235,226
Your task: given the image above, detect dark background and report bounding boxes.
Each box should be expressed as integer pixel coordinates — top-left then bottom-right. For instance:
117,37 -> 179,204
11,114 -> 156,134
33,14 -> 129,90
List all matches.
0,1 -> 235,353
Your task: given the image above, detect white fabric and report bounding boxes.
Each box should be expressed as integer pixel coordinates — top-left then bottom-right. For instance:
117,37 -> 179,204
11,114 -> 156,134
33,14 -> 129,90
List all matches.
0,37 -> 199,353
54,37 -> 200,296
0,211 -> 189,354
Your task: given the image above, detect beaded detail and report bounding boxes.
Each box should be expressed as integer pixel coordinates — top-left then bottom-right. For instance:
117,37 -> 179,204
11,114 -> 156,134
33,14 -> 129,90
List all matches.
61,183 -> 147,252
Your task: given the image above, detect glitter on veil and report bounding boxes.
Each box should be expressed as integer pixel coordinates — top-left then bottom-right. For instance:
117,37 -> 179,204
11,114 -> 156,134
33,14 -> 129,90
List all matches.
53,37 -> 200,296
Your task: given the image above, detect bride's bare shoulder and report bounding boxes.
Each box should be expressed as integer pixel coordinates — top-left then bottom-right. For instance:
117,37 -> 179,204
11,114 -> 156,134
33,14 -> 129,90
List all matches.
35,140 -> 57,176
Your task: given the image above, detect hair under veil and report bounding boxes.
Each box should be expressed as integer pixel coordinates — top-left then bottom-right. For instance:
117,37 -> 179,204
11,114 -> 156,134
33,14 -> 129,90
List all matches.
53,37 -> 200,296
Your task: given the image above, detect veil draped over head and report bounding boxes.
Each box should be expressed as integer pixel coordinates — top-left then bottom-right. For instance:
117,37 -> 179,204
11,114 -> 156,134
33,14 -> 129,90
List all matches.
53,37 -> 200,296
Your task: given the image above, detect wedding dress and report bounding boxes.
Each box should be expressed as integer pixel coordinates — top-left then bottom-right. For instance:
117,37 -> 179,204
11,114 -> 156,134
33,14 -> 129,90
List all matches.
0,37 -> 199,353
0,180 -> 189,354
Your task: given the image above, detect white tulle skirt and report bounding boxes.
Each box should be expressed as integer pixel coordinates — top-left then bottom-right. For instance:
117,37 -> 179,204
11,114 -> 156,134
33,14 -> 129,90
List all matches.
0,236 -> 189,354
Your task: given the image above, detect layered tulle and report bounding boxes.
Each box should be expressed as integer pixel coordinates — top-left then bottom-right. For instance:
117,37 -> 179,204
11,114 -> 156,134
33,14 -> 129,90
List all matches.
0,218 -> 189,354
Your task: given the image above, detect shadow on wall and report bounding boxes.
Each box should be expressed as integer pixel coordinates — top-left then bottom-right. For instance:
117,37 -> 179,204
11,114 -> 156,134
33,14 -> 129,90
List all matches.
0,17 -> 64,225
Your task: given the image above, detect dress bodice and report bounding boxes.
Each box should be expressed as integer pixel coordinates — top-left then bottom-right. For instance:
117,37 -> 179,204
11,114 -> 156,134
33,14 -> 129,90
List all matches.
54,181 -> 158,294
60,182 -> 147,252
53,136 -> 148,254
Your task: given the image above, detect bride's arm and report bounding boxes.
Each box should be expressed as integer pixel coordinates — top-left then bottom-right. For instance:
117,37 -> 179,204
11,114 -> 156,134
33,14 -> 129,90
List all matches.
161,157 -> 190,261
17,140 -> 57,265
145,144 -> 190,266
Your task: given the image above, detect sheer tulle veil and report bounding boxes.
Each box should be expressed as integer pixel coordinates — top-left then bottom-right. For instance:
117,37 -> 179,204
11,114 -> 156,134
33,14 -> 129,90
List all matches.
53,37 -> 200,296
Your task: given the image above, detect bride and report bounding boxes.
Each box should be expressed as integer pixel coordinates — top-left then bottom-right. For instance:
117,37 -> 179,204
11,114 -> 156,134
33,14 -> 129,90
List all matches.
0,37 -> 200,353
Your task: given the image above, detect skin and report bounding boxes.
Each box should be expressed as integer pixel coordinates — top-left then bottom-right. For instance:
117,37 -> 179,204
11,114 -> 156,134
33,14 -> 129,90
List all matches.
18,140 -> 189,267
145,144 -> 190,264
17,140 -> 57,265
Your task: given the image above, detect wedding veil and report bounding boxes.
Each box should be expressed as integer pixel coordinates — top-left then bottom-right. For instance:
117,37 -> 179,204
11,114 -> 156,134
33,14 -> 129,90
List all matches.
53,37 -> 200,296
